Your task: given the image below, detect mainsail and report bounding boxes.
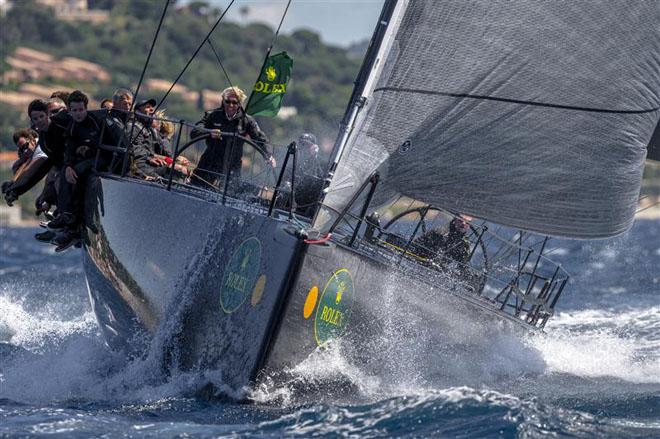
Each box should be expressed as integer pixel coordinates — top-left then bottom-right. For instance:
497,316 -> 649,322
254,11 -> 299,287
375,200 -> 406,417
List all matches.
319,0 -> 660,238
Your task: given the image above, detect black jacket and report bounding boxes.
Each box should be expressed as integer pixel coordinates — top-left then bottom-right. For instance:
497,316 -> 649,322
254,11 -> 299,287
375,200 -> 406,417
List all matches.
64,111 -> 124,168
191,108 -> 272,173
40,110 -> 72,167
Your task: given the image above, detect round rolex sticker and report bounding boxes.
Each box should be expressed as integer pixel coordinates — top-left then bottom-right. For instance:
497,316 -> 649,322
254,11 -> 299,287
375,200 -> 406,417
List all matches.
314,269 -> 354,345
220,237 -> 262,313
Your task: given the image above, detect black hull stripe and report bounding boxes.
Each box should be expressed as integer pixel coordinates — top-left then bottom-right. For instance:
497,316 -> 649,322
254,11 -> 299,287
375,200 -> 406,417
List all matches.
373,87 -> 659,115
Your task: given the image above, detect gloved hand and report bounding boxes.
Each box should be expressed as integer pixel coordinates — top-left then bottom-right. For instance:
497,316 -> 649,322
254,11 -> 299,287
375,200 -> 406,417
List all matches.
4,190 -> 17,206
35,194 -> 51,216
1,180 -> 12,194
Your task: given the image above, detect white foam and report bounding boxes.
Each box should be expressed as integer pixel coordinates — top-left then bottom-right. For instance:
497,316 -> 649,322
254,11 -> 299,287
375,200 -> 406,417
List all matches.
531,307 -> 660,383
0,296 -> 97,349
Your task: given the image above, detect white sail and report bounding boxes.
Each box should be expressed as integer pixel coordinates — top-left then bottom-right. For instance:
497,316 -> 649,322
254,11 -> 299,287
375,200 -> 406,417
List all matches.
320,0 -> 660,238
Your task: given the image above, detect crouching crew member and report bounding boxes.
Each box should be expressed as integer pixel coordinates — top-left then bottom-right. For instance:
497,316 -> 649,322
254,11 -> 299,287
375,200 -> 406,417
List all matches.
1,128 -> 49,207
49,90 -> 125,251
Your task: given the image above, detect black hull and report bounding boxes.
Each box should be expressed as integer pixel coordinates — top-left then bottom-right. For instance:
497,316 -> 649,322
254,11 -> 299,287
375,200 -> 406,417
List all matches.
83,176 -> 532,390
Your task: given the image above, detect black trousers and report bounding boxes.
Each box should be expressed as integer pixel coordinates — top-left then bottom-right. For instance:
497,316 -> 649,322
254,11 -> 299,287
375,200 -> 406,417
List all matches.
58,158 -> 109,221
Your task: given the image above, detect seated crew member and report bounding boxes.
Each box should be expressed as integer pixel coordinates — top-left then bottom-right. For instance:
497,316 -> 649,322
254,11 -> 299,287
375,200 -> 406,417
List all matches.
443,217 -> 471,264
1,100 -> 71,243
1,129 -> 48,206
412,216 -> 471,265
50,91 -> 70,109
47,97 -> 66,116
129,99 -> 190,179
34,98 -> 69,218
31,99 -> 73,241
189,86 -> 275,189
153,109 -> 191,168
49,90 -> 124,251
105,89 -> 154,177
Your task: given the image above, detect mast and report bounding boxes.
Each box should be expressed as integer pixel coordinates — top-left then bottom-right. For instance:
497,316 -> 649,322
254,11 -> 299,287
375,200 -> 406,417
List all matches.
312,0 -> 406,226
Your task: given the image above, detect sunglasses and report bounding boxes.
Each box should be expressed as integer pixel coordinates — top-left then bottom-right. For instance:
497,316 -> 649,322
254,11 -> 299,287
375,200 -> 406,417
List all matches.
224,100 -> 240,105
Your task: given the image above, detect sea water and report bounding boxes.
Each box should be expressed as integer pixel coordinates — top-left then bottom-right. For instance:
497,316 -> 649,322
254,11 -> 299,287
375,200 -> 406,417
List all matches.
1,220 -> 658,438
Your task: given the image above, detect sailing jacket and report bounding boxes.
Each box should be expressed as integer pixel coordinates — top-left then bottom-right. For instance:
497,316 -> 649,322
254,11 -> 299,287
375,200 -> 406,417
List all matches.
64,111 -> 124,170
191,108 -> 272,176
40,110 -> 72,168
1,112 -> 71,200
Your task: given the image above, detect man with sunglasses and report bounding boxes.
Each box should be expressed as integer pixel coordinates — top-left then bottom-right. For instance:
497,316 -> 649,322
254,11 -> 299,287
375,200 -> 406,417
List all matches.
1,128 -> 48,207
1,100 -> 70,222
190,86 -> 275,189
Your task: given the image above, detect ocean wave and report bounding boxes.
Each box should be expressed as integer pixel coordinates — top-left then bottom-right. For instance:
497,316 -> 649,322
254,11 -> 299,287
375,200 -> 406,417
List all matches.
249,387 -> 652,438
532,307 -> 660,383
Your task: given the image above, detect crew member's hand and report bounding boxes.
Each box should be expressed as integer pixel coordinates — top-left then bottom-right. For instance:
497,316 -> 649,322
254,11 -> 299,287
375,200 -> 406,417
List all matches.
176,156 -> 191,166
4,191 -> 17,206
65,166 -> 78,184
35,195 -> 50,215
268,155 -> 277,168
149,156 -> 169,167
210,129 -> 222,139
76,145 -> 90,156
175,164 -> 191,176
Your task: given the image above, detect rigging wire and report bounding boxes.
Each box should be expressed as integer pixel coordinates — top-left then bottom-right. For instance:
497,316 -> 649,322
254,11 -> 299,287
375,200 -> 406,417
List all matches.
155,0 -> 237,112
206,39 -> 239,106
121,0 -> 170,175
132,0 -> 170,111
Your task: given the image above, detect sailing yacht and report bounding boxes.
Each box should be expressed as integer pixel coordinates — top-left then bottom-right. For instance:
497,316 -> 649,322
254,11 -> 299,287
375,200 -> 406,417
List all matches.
81,0 -> 660,391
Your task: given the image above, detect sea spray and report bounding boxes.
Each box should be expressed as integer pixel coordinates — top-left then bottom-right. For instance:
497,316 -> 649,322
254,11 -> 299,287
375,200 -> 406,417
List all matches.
252,268 -> 547,405
532,307 -> 660,384
1,222 -> 659,437
0,219 -> 247,404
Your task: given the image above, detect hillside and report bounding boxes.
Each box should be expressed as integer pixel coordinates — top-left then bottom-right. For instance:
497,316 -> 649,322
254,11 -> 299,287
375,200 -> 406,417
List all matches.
0,0 -> 366,151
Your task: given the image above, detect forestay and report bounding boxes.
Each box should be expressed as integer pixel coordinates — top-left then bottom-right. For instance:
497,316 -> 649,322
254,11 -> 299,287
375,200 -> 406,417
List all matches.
320,0 -> 660,238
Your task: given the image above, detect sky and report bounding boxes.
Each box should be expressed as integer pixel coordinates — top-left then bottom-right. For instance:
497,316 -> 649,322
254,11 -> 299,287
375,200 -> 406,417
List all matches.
190,0 -> 385,47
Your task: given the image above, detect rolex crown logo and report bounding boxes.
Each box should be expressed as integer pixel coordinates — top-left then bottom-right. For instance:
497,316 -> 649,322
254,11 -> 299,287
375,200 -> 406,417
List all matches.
265,66 -> 277,82
241,250 -> 251,269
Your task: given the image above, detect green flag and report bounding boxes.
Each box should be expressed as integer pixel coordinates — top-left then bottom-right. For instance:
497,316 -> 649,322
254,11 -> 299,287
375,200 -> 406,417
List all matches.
246,52 -> 293,117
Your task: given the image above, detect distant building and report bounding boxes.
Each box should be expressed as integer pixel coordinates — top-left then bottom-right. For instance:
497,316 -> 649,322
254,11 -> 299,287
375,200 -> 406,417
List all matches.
35,0 -> 108,23
1,47 -> 111,107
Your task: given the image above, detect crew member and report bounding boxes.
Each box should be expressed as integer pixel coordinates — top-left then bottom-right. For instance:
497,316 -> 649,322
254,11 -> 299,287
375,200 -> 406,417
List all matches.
190,86 -> 275,189
413,216 -> 471,265
1,129 -> 48,206
49,90 -> 124,250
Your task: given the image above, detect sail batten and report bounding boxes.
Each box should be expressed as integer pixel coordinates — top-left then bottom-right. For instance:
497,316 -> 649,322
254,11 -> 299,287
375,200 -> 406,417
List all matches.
321,0 -> 660,238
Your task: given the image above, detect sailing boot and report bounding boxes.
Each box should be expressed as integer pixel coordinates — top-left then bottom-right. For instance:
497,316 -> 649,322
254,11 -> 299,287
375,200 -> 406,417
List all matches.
34,230 -> 56,243
52,228 -> 81,253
